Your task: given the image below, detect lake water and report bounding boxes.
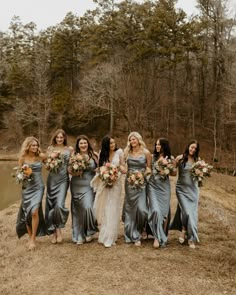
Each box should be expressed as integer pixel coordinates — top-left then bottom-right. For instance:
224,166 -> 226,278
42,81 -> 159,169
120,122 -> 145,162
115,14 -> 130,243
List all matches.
0,161 -> 48,210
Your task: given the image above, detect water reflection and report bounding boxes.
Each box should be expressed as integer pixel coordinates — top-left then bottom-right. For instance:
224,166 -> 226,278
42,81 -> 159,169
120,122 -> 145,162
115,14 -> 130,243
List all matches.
0,161 -> 48,210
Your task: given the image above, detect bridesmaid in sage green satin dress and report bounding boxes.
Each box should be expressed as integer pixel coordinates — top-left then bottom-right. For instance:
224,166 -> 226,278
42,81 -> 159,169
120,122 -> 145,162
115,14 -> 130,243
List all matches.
45,129 -> 73,244
147,138 -> 176,249
123,132 -> 151,247
69,135 -> 98,245
170,140 -> 200,249
16,137 -> 47,250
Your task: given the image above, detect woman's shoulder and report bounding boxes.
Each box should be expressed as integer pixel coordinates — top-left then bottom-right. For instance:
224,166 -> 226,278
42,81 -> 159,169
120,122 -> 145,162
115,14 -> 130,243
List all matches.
93,151 -> 99,158
39,152 -> 47,161
176,154 -> 183,161
116,148 -> 123,155
175,155 -> 183,166
143,148 -> 151,156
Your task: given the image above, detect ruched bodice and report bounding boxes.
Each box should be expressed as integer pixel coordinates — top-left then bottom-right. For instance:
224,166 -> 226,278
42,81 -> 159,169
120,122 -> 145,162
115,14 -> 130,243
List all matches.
26,161 -> 44,189
177,163 -> 198,188
71,157 -> 96,196
127,155 -> 147,172
47,149 -> 70,182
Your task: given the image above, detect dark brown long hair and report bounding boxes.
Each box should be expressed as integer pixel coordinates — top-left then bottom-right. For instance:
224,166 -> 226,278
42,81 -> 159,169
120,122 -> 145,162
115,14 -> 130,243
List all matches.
180,140 -> 200,166
153,138 -> 171,161
74,135 -> 98,164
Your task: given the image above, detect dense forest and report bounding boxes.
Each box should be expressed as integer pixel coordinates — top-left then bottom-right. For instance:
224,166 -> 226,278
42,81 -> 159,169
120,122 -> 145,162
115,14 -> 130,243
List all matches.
0,0 -> 236,167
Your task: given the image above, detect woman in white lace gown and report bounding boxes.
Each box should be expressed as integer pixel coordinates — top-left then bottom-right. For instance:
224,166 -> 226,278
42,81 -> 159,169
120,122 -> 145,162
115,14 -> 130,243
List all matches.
91,136 -> 125,248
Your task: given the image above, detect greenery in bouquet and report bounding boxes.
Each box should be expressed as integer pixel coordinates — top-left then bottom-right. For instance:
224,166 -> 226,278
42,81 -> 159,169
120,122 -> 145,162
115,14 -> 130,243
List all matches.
98,163 -> 119,187
12,164 -> 33,187
127,170 -> 145,190
68,153 -> 90,176
45,150 -> 64,172
154,157 -> 175,180
191,160 -> 213,183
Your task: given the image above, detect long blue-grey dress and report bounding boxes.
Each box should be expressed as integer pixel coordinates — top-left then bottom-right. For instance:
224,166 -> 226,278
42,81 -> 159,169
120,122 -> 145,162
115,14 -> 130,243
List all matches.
70,157 -> 98,243
16,161 -> 46,238
147,159 -> 171,245
170,162 -> 199,242
124,155 -> 149,243
45,149 -> 70,234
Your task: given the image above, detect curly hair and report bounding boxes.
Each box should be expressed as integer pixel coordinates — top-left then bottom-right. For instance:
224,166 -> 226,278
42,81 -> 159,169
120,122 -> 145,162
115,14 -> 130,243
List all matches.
49,129 -> 67,146
19,137 -> 41,162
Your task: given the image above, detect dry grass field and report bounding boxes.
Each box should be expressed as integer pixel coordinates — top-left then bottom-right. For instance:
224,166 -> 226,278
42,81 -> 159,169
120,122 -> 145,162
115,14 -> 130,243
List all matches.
0,173 -> 235,295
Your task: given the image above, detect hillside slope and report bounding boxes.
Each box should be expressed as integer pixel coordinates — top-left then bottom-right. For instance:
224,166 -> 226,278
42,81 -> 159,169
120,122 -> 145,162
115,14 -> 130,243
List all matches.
0,173 -> 235,295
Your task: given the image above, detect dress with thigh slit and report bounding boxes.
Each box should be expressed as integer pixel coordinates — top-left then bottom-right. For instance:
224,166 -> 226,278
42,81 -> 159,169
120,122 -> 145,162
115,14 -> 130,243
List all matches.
16,161 -> 46,238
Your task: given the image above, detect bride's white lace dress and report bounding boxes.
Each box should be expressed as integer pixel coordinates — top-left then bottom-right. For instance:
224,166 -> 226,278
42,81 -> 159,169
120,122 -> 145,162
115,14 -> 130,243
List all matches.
91,148 -> 124,247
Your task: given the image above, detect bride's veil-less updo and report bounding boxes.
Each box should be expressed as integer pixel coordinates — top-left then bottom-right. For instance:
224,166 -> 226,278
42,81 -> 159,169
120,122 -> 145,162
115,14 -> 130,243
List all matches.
19,137 -> 41,162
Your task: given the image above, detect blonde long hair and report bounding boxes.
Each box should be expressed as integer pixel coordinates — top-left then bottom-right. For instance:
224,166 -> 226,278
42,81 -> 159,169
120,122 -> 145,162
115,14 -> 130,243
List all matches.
124,132 -> 146,159
18,137 -> 41,163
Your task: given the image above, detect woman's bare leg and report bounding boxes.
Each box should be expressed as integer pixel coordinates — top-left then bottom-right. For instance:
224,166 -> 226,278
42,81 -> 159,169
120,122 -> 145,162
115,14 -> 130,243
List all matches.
28,208 -> 39,250
56,228 -> 62,243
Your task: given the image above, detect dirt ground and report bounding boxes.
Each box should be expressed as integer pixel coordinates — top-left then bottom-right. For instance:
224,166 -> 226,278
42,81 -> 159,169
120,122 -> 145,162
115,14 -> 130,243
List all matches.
0,173 -> 235,295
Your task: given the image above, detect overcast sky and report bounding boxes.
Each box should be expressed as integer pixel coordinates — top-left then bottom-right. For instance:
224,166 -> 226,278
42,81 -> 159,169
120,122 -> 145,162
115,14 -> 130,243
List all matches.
0,0 -> 214,32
